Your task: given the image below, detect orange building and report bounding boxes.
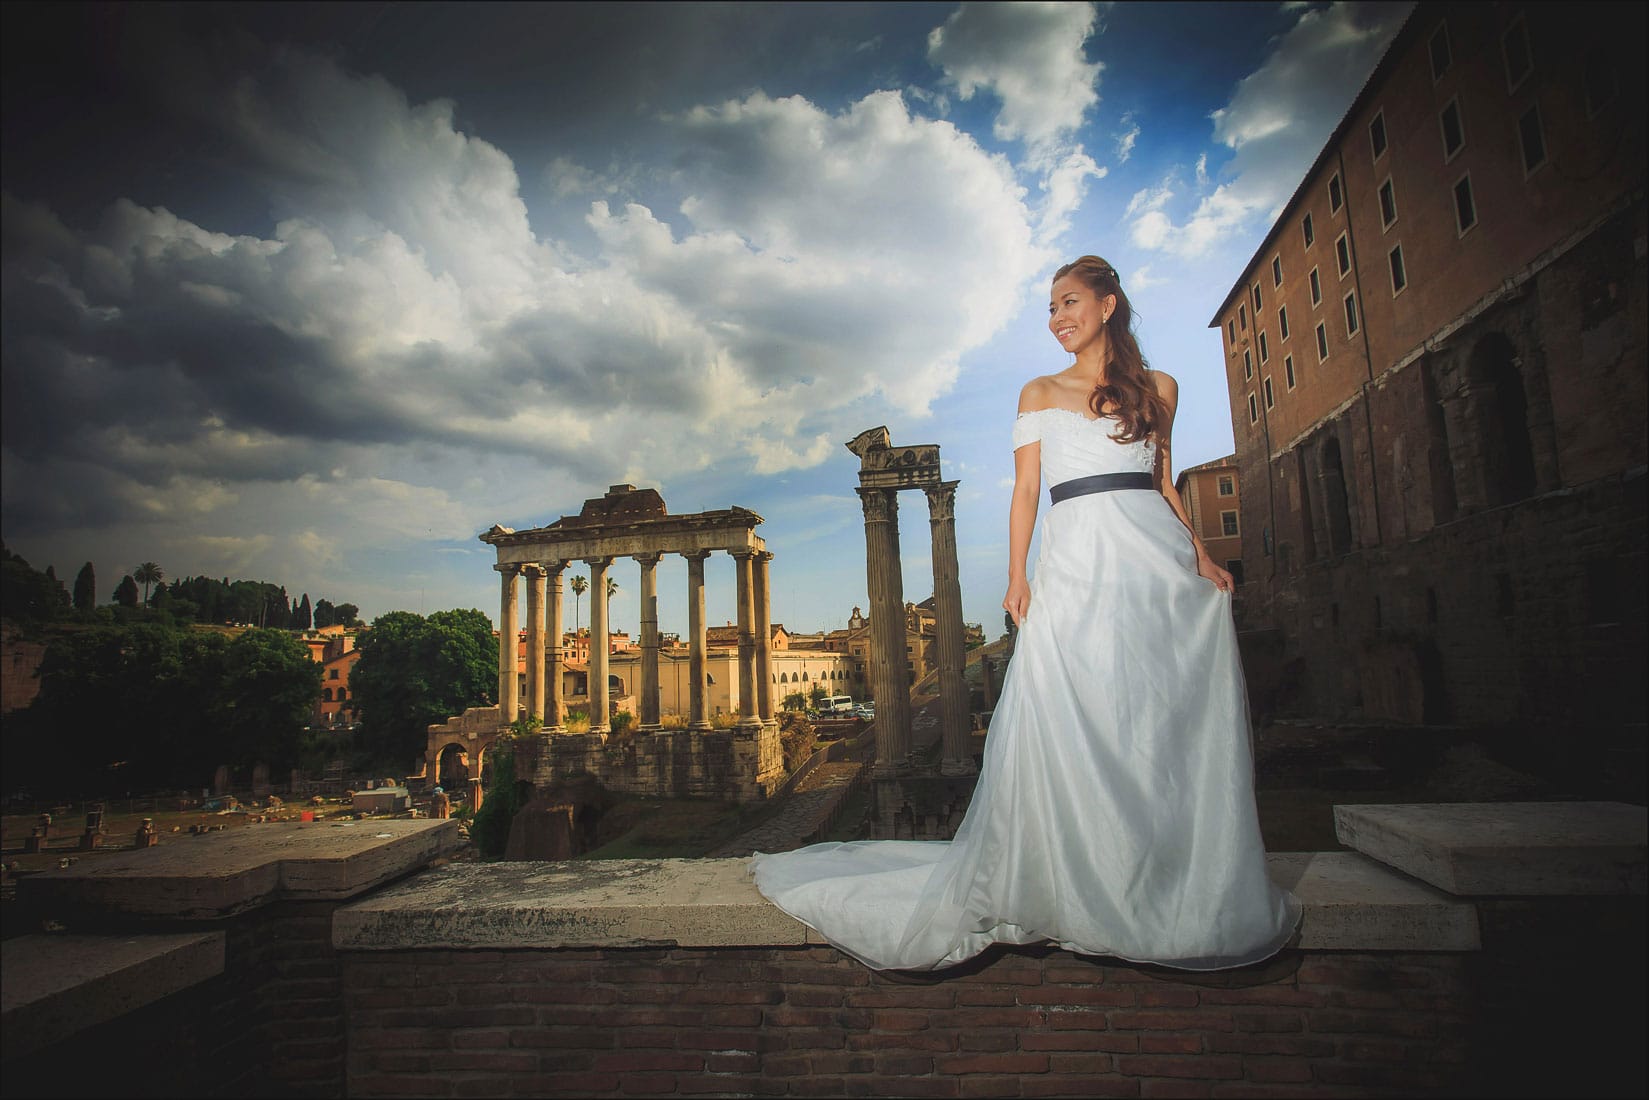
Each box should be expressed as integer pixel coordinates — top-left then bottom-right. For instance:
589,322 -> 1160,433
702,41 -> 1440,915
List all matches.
1174,456 -> 1243,583
305,628 -> 362,728
1208,2 -> 1644,735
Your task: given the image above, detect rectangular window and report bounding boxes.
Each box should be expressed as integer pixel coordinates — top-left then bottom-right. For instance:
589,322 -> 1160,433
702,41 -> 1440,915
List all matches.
1271,256 -> 1283,287
1243,348 -> 1253,380
1389,243 -> 1407,295
1258,330 -> 1270,363
1440,98 -> 1465,161
1309,266 -> 1322,306
1239,303 -> 1247,331
1284,353 -> 1297,391
1263,376 -> 1275,410
1454,173 -> 1477,235
1429,22 -> 1453,81
1278,305 -> 1290,341
1302,212 -> 1315,248
1328,172 -> 1344,213
1315,321 -> 1329,362
1335,232 -> 1351,278
1227,319 -> 1236,345
1503,15 -> 1532,92
1221,510 -> 1240,537
1378,178 -> 1397,229
1344,291 -> 1359,337
1518,103 -> 1547,174
1217,475 -> 1235,496
1248,393 -> 1258,424
1252,282 -> 1262,312
1369,110 -> 1388,160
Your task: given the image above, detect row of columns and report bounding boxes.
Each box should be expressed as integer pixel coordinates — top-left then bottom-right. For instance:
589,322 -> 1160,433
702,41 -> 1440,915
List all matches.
858,481 -> 972,777
495,550 -> 776,735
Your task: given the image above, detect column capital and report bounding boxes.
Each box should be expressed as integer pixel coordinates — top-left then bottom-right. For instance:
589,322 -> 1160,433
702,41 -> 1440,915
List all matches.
583,555 -> 614,568
633,551 -> 663,566
924,480 -> 959,523
756,549 -> 774,564
494,562 -> 522,577
543,559 -> 569,576
680,549 -> 712,563
856,486 -> 897,524
729,548 -> 754,561
521,562 -> 547,578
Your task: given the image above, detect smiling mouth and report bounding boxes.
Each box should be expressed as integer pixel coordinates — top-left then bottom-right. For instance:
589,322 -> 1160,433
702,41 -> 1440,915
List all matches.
1056,327 -> 1077,340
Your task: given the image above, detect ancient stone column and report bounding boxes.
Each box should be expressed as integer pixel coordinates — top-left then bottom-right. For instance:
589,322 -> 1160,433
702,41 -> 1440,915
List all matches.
684,551 -> 711,730
636,552 -> 662,730
732,550 -> 760,729
524,564 -> 547,724
926,481 -> 974,775
858,487 -> 911,774
495,563 -> 521,725
546,561 -> 567,731
586,556 -> 613,735
754,551 -> 775,726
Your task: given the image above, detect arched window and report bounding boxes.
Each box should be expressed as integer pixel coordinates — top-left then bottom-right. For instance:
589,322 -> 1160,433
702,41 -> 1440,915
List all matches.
1321,435 -> 1353,556
321,688 -> 332,702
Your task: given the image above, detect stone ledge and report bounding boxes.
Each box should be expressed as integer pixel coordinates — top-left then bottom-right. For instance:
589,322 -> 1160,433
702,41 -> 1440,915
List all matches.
18,819 -> 465,922
333,851 -> 1480,954
1,932 -> 225,1060
1334,801 -> 1648,896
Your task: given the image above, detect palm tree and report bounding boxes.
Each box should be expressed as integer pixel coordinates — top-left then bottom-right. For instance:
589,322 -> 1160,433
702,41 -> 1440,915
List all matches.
605,576 -> 619,637
569,574 -> 588,638
133,562 -> 164,607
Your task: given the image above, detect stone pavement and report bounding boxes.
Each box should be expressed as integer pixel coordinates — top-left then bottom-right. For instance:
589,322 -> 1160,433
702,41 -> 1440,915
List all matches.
708,760 -> 867,857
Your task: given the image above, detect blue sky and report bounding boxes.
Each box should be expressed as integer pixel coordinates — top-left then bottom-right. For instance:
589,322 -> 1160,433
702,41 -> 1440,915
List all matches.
1,1 -> 1410,638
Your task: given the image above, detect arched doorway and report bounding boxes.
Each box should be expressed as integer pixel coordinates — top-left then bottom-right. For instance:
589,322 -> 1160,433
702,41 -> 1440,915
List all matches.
1470,333 -> 1536,506
437,744 -> 471,790
1321,436 -> 1353,556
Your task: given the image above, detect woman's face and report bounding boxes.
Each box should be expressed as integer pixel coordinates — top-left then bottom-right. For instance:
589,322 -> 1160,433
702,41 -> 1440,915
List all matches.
1048,274 -> 1114,356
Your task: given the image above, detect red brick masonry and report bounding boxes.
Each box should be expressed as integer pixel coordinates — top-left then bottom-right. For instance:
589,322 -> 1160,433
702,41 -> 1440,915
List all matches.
342,945 -> 1471,1098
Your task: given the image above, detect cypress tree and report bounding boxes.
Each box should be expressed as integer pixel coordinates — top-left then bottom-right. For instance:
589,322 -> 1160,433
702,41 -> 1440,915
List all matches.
73,562 -> 96,612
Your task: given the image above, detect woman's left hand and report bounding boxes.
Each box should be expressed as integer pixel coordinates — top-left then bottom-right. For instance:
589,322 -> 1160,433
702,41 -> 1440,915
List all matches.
1197,555 -> 1235,592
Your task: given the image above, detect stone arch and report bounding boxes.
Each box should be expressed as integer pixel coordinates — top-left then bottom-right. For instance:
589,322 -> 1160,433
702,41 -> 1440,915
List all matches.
1468,332 -> 1536,506
436,743 -> 471,789
1321,435 -> 1354,556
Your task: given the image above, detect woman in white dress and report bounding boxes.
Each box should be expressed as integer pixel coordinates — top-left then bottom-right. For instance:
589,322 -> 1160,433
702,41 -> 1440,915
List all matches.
752,256 -> 1300,972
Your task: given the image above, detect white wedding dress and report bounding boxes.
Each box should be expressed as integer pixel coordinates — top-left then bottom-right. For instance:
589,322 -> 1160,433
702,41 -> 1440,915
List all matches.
752,407 -> 1300,971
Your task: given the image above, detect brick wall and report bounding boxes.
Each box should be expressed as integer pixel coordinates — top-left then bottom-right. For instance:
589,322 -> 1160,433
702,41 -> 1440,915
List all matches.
5,900 -> 350,1098
341,945 -> 1477,1098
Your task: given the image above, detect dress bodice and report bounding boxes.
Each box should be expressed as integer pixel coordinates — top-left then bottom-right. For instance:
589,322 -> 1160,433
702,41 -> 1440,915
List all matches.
1012,407 -> 1156,486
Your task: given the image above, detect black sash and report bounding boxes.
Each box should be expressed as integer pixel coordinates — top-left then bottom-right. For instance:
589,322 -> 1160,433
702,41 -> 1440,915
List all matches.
1048,471 -> 1155,504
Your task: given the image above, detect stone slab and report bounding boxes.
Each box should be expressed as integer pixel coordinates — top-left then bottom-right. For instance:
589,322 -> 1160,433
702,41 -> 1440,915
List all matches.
333,858 -> 818,950
18,819 -> 465,922
1268,851 -> 1480,951
334,852 -> 1479,954
1,932 -> 225,1060
1334,801 -> 1647,896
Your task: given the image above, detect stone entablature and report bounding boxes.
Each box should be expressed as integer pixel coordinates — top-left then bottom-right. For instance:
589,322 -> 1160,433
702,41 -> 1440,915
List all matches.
478,484 -> 783,804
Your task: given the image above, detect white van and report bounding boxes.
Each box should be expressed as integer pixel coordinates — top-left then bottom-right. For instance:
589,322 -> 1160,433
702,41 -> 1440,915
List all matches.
817,695 -> 855,716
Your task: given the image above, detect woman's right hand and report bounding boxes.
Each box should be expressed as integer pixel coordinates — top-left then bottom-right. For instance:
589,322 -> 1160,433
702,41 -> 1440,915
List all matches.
1002,576 -> 1031,627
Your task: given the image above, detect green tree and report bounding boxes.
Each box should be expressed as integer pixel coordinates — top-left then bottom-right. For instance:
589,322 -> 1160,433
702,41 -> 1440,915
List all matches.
334,602 -> 361,627
294,593 -> 313,630
569,575 -> 588,636
133,562 -> 164,606
604,575 -> 619,632
212,629 -> 323,774
313,598 -> 336,628
72,562 -> 96,612
113,574 -> 140,608
350,609 -> 497,770
0,544 -> 69,624
469,743 -> 529,859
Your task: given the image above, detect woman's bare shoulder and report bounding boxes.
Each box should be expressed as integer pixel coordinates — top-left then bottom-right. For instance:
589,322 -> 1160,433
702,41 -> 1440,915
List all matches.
1017,375 -> 1061,413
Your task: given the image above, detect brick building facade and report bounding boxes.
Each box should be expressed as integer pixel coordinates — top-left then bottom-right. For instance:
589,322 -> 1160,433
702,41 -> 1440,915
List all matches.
1210,2 -> 1645,756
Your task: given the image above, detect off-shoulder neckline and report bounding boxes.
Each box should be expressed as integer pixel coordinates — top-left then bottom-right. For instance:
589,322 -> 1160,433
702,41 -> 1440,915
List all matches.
1016,406 -> 1116,423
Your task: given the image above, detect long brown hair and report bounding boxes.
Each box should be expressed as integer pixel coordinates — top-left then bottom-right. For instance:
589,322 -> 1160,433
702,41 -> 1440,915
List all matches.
1054,255 -> 1168,443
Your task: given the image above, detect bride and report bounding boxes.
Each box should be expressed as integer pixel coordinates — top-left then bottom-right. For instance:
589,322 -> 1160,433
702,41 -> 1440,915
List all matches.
752,256 -> 1300,971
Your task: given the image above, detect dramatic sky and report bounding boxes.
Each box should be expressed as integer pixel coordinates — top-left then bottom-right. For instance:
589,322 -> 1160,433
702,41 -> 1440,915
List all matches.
2,1 -> 1409,638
